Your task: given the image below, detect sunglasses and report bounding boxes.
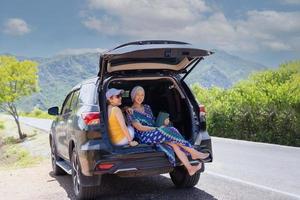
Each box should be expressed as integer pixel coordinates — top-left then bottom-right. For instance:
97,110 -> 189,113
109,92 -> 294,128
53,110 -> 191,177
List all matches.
114,94 -> 122,99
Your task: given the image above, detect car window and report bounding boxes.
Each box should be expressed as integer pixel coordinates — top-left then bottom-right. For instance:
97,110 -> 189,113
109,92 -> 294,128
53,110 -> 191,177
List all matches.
61,93 -> 73,115
70,90 -> 80,112
79,83 -> 97,105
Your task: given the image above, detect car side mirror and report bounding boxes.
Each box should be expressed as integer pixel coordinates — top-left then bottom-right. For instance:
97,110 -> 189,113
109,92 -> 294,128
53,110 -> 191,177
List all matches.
48,106 -> 59,115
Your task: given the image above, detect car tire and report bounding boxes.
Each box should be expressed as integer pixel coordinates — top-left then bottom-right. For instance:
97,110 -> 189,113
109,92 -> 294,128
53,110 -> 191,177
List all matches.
170,165 -> 201,188
71,149 -> 100,200
50,139 -> 66,176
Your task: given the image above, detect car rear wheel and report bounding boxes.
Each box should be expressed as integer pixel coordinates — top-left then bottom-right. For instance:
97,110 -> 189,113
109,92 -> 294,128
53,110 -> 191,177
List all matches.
170,165 -> 201,188
50,139 -> 66,175
71,149 -> 101,200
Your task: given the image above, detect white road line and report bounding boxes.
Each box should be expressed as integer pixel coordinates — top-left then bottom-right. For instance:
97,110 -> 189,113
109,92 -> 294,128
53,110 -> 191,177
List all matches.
205,171 -> 300,199
212,136 -> 300,150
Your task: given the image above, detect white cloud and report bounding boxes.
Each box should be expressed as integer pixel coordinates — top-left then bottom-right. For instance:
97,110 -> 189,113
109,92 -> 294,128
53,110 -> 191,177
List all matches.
279,0 -> 300,5
238,10 -> 300,34
84,0 -> 211,34
262,41 -> 291,51
82,16 -> 118,35
235,10 -> 300,51
81,0 -> 300,53
87,0 -> 211,18
57,48 -> 106,55
3,18 -> 31,36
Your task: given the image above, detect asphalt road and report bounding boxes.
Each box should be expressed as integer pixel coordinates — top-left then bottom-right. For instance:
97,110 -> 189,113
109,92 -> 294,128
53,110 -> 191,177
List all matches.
2,116 -> 299,200
19,116 -> 53,131
0,162 -> 297,200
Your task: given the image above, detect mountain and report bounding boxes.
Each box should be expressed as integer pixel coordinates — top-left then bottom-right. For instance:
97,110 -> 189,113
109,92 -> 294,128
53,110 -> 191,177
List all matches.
17,53 -> 99,111
184,49 -> 267,87
14,50 -> 267,111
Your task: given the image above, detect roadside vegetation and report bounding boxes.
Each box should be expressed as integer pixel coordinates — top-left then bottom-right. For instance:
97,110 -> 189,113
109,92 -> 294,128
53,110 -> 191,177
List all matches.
192,60 -> 300,147
0,120 -> 4,130
0,139 -> 43,169
20,107 -> 55,120
0,55 -> 39,139
0,117 -> 48,170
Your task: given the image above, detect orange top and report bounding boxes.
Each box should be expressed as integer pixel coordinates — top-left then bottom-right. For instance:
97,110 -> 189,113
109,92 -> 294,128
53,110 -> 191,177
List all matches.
108,107 -> 126,144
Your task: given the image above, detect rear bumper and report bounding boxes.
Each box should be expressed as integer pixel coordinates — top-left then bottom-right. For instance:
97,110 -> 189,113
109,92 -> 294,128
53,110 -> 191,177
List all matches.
77,140 -> 171,176
78,137 -> 213,177
94,152 -> 173,177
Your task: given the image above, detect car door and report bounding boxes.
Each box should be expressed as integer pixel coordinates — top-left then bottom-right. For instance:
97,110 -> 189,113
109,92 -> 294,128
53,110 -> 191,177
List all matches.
66,89 -> 80,152
56,92 -> 74,159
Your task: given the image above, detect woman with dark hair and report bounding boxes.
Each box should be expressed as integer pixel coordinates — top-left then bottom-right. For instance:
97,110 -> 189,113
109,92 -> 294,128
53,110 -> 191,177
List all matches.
106,88 -> 138,147
127,86 -> 209,176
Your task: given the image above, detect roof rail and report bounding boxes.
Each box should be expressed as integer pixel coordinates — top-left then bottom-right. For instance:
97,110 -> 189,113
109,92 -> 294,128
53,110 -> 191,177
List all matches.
113,40 -> 190,50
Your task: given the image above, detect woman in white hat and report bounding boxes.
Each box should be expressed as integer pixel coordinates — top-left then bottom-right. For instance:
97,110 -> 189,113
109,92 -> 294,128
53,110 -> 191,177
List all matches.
106,88 -> 138,147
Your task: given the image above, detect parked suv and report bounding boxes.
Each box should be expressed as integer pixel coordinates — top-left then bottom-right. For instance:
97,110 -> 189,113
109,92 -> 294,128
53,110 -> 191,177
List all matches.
48,40 -> 213,200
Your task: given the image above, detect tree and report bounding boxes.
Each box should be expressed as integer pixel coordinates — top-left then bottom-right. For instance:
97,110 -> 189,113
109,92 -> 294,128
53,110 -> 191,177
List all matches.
191,60 -> 300,146
0,55 -> 39,139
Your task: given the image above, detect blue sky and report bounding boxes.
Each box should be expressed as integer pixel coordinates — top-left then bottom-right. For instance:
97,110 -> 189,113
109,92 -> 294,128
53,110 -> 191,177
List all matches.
0,0 -> 300,66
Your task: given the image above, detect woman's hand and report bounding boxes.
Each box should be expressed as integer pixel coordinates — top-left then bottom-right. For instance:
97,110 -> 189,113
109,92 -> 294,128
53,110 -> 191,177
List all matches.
151,126 -> 157,131
124,107 -> 134,115
132,121 -> 157,132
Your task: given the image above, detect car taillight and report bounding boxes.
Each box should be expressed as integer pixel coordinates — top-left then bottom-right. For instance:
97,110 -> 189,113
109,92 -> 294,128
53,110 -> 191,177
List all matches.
199,104 -> 206,115
97,163 -> 114,170
81,112 -> 100,125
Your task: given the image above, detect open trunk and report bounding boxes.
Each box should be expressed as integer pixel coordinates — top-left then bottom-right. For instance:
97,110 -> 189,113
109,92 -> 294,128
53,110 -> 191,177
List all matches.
106,77 -> 194,143
98,41 -> 213,85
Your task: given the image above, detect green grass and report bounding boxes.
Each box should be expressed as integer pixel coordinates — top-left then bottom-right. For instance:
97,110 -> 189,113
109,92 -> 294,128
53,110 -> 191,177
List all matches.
20,108 -> 55,120
3,136 -> 19,145
0,144 -> 43,169
0,120 -> 4,129
0,118 -> 47,170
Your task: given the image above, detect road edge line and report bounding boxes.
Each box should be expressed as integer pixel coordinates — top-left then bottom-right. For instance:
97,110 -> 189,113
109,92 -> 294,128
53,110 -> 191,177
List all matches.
206,171 -> 300,199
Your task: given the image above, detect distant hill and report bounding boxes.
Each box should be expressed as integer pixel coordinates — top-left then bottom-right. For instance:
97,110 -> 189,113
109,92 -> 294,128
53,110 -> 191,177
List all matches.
17,53 -> 99,111
14,50 -> 267,111
184,49 -> 267,87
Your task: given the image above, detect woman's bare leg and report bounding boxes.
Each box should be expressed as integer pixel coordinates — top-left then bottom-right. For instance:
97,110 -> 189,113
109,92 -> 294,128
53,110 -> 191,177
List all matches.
166,142 -> 202,176
177,144 -> 209,160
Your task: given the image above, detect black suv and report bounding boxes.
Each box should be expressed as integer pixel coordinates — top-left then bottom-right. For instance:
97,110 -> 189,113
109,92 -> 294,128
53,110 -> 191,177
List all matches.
48,40 -> 213,200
